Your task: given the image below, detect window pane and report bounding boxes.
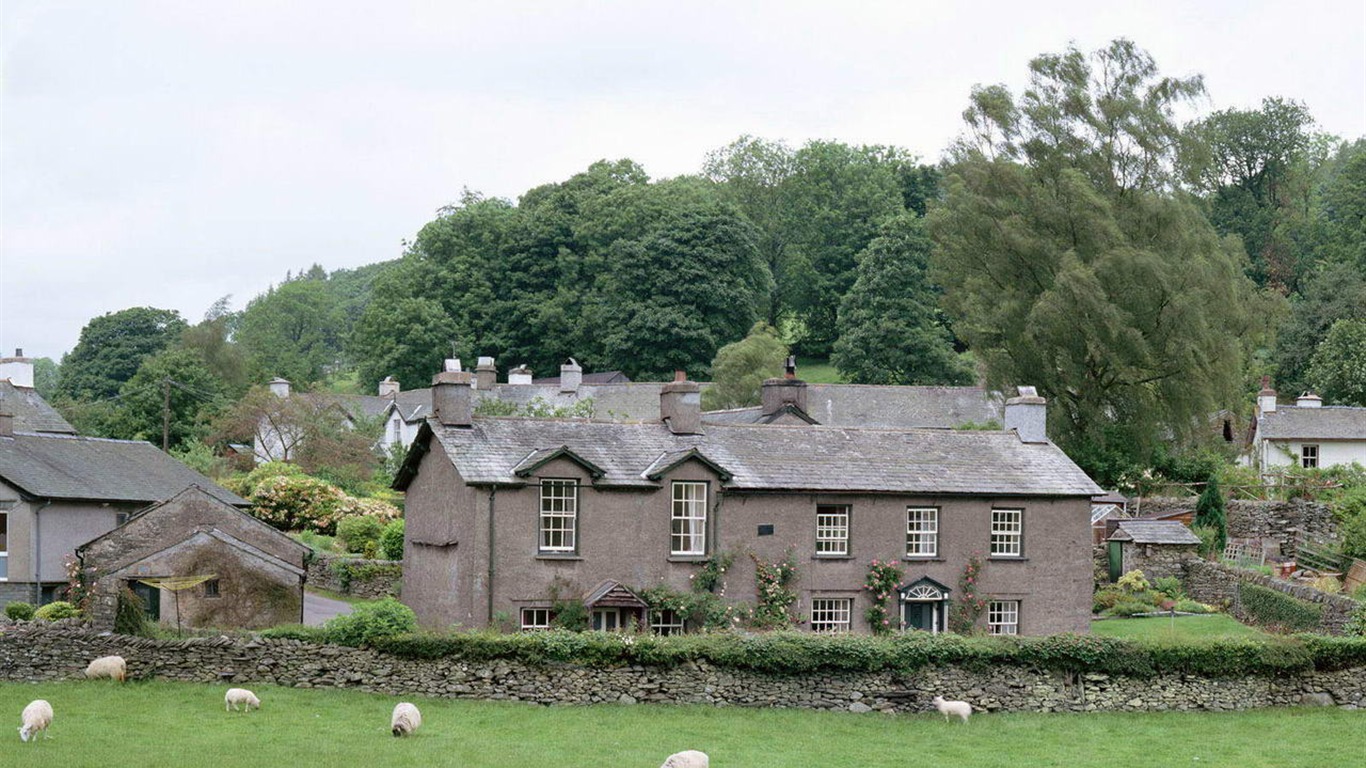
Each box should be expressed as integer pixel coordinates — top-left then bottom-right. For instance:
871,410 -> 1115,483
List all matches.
810,598 -> 853,632
988,600 -> 1019,635
652,609 -> 685,636
521,608 -> 551,630
539,480 -> 577,552
906,508 -> 938,557
671,482 -> 707,555
815,505 -> 849,555
990,509 -> 1022,556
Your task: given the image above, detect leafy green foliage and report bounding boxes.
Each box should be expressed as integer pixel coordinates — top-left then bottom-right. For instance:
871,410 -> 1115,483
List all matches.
1308,319 -> 1366,406
248,474 -> 349,534
380,519 -> 405,560
832,214 -> 972,386
236,274 -> 348,387
4,602 -> 35,621
1195,476 -> 1228,554
701,322 -> 788,410
258,624 -> 329,642
322,597 -> 416,646
335,515 -> 384,555
474,396 -> 595,419
59,306 -> 187,401
1273,262 -> 1366,394
863,559 -> 904,635
110,347 -> 227,450
749,550 -> 799,629
114,587 -> 153,637
34,601 -> 80,621
949,554 -> 986,634
1238,583 -> 1323,632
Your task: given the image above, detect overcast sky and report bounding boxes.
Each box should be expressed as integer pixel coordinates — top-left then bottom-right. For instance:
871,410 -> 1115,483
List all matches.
2,0 -> 1363,361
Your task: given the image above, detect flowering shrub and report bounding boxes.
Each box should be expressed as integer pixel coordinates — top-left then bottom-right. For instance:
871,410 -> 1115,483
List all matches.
948,553 -> 987,634
249,474 -> 348,534
750,550 -> 799,629
336,496 -> 402,524
864,559 -> 904,635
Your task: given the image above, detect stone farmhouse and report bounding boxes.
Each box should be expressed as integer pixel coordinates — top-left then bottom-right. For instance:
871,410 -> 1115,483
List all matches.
1245,379 -> 1366,471
395,370 -> 1102,636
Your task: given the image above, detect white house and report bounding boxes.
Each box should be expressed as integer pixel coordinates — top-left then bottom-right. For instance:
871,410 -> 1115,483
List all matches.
1246,381 -> 1366,471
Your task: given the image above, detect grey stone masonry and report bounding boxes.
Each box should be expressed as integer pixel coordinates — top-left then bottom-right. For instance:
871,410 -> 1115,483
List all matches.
2,622 -> 1365,713
305,555 -> 401,600
1183,559 -> 1357,635
1135,498 -> 1336,554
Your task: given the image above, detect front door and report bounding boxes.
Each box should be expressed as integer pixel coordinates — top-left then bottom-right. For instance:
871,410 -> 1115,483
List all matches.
903,601 -> 941,633
592,608 -> 620,632
129,580 -> 161,621
1107,541 -> 1123,583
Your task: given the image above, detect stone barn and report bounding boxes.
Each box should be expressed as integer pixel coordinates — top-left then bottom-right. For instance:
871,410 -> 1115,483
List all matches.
1105,519 -> 1201,583
78,486 -> 309,630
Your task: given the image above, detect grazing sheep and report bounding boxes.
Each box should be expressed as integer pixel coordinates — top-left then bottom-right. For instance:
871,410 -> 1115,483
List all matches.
390,702 -> 421,737
85,655 -> 127,682
932,695 -> 972,723
18,699 -> 53,743
660,750 -> 709,768
225,688 -> 261,713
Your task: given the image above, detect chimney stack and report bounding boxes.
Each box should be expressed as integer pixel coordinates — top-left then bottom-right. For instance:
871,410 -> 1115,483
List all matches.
508,365 -> 533,386
762,357 -> 807,416
1258,376 -> 1277,414
475,356 -> 497,391
0,411 -> 12,437
1297,392 -> 1323,408
559,358 -> 583,393
1004,386 -> 1048,443
378,376 -> 400,398
432,370 -> 474,427
660,370 -> 702,435
0,348 -> 34,388
268,378 -> 292,398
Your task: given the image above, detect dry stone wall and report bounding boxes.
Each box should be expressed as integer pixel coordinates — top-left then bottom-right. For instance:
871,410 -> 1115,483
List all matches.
1183,559 -> 1357,634
1135,498 -> 1336,554
306,556 -> 401,600
1,622 -> 1362,713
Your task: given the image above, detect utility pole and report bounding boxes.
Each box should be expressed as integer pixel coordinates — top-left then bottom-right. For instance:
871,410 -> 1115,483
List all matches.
162,378 -> 171,452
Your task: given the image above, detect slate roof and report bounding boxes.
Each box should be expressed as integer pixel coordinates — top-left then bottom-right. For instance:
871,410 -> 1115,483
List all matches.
1108,520 -> 1201,545
411,418 -> 1102,497
387,384 -> 667,424
1257,406 -> 1366,441
701,385 -> 1002,429
533,371 -> 632,385
0,432 -> 248,506
0,381 -> 76,434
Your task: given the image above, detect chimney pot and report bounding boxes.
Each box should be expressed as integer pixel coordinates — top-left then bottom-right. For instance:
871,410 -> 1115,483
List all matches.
1258,380 -> 1278,414
1297,392 -> 1323,408
1004,386 -> 1048,443
475,356 -> 497,391
268,378 -> 292,398
784,355 -> 796,380
443,358 -> 462,373
0,349 -> 35,388
508,365 -> 533,386
431,370 -> 474,427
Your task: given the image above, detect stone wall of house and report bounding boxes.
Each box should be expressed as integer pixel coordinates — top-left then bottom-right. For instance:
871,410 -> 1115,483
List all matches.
1133,498 -> 1336,554
1183,559 -> 1357,634
1122,543 -> 1198,583
1,622 -> 1362,712
306,556 -> 401,600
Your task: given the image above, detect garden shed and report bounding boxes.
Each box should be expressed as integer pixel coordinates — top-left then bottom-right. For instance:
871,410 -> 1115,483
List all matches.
1105,519 -> 1201,582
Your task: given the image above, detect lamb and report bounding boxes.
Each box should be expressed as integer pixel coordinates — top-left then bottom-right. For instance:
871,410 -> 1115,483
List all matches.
225,688 -> 261,713
660,750 -> 709,768
390,702 -> 421,737
932,695 -> 972,724
18,699 -> 53,743
85,655 -> 127,682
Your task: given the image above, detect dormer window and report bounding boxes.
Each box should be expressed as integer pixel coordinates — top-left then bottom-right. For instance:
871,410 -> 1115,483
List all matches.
539,479 -> 578,553
670,481 -> 707,556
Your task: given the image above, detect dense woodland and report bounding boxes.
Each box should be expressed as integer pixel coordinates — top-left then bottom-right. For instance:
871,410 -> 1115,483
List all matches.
31,40 -> 1366,488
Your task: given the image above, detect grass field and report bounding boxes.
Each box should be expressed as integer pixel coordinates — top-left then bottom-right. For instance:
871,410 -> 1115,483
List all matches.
794,357 -> 844,383
1091,614 -> 1268,641
2,680 -> 1360,767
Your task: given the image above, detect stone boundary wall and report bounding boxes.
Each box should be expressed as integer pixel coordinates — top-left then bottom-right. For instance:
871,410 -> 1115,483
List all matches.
1,623 -> 1361,713
1183,559 -> 1357,634
306,556 -> 401,600
1135,498 -> 1336,554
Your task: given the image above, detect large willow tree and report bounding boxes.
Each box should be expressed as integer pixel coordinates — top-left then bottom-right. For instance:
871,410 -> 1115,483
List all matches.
928,40 -> 1269,483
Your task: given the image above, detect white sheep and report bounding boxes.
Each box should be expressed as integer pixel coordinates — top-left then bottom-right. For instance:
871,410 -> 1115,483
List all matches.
18,699 -> 53,743
225,688 -> 260,713
391,702 -> 421,737
660,750 -> 709,768
932,695 -> 972,723
85,655 -> 127,682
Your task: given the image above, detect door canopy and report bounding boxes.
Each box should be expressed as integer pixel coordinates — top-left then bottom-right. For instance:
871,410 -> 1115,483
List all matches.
899,576 -> 951,602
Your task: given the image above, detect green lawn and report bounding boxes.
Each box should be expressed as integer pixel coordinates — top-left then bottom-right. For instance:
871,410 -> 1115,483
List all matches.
1091,614 -> 1268,641
2,680 -> 1360,767
794,357 -> 845,383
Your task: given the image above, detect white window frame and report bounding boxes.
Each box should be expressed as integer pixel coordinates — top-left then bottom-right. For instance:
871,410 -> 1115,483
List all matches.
1301,444 -> 1319,469
988,600 -> 1019,635
391,418 -> 403,446
670,481 -> 708,556
651,608 -> 685,636
520,607 -> 551,631
810,598 -> 853,633
539,479 -> 578,553
815,505 -> 850,556
592,607 -> 622,632
905,507 -> 939,557
0,510 -> 7,581
990,509 -> 1023,557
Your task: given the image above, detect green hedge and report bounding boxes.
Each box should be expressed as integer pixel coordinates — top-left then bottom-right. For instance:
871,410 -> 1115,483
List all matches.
366,629 -> 1334,679
1238,583 -> 1324,631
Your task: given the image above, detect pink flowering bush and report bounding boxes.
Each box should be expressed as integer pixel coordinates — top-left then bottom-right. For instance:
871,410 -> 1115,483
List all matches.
750,550 -> 799,629
864,559 -> 904,635
949,553 -> 987,634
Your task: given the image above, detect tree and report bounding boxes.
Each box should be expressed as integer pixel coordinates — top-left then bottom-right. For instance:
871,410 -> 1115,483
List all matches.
1307,320 -> 1366,406
1313,140 -> 1366,270
111,347 -> 227,450
832,214 -> 973,386
31,357 -> 59,398
236,277 -> 346,387
1194,475 -> 1227,555
1272,262 -> 1366,394
213,387 -> 383,488
179,296 -> 249,397
58,307 -> 187,401
928,40 -> 1264,483
351,291 -> 458,390
701,323 -> 789,411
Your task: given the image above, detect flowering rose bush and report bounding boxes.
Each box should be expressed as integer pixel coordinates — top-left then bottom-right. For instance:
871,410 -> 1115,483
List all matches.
864,559 -> 904,635
750,550 -> 799,629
